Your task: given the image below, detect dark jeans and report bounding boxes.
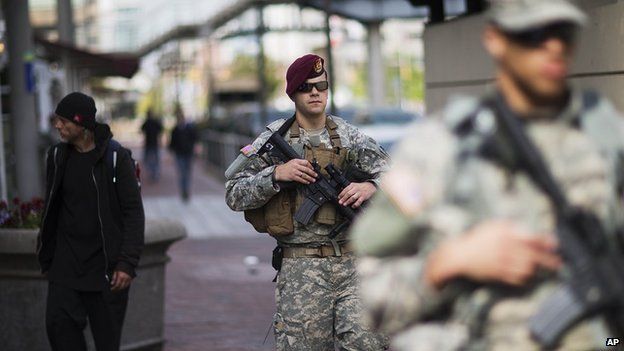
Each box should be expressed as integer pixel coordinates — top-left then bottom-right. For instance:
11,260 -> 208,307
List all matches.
143,147 -> 160,182
46,282 -> 129,351
175,154 -> 192,200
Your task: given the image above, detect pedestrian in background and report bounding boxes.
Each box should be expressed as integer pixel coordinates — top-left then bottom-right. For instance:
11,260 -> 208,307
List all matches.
351,1 -> 624,350
141,109 -> 163,182
38,92 -> 145,351
225,54 -> 389,350
169,105 -> 197,202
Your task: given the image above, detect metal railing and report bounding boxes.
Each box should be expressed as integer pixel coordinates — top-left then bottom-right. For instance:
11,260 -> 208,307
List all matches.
200,129 -> 253,178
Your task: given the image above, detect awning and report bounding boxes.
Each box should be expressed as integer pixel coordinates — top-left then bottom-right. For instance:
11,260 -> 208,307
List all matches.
34,37 -> 139,78
300,0 -> 429,23
300,0 -> 473,23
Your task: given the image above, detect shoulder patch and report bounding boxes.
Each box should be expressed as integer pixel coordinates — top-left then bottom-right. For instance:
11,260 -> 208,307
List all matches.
381,166 -> 425,217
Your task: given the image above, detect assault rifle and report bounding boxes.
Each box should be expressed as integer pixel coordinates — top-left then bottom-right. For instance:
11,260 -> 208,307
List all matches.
489,95 -> 624,349
256,129 -> 360,226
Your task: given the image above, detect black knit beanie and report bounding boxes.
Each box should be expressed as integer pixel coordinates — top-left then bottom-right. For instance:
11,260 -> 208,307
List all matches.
55,92 -> 97,130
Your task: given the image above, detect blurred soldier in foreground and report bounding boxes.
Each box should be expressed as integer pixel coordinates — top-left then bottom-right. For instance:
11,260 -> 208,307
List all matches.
351,1 -> 624,350
225,54 -> 389,350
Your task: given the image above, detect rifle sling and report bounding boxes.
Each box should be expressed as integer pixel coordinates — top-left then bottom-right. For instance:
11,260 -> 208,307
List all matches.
486,94 -> 572,213
486,93 -> 624,344
458,93 -> 579,343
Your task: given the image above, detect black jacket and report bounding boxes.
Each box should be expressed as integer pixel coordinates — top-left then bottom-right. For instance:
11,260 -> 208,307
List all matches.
37,123 -> 145,278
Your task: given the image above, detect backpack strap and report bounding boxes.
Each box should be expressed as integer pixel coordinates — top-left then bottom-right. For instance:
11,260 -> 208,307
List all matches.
326,116 -> 342,148
106,139 -> 122,184
282,115 -> 342,147
106,139 -> 141,189
277,116 -> 296,136
289,119 -> 300,140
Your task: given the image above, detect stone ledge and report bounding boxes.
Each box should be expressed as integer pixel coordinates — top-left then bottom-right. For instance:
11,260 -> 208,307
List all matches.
0,218 -> 187,254
145,218 -> 186,245
0,218 -> 186,351
0,228 -> 39,254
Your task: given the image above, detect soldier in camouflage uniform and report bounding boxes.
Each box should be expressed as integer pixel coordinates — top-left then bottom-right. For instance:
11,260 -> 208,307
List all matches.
351,1 -> 624,350
225,54 -> 389,350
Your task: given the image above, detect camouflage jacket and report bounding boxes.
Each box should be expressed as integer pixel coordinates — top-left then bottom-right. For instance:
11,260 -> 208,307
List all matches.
226,115 -> 390,246
351,89 -> 624,350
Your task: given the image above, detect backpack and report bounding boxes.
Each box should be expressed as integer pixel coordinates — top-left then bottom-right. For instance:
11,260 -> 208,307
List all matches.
106,139 -> 141,189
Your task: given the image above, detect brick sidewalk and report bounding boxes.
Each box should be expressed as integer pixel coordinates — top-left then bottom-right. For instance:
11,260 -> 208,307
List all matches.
163,237 -> 277,351
136,146 -> 224,198
122,138 -> 278,350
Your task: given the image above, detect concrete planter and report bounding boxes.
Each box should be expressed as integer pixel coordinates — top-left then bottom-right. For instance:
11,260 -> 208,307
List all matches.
0,219 -> 186,351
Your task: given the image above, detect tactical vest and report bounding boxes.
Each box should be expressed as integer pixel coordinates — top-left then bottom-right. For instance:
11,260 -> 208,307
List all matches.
244,117 -> 348,236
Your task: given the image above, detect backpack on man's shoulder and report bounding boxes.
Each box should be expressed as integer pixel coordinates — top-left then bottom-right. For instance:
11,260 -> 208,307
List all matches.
106,139 -> 141,189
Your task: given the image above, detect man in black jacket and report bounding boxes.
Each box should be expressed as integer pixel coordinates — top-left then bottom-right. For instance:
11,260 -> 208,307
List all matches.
37,92 -> 145,351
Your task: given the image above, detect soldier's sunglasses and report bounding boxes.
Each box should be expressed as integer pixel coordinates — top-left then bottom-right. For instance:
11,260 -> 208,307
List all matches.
504,22 -> 578,48
297,81 -> 329,93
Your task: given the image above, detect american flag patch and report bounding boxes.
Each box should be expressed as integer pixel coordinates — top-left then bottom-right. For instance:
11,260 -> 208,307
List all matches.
381,167 -> 425,217
240,144 -> 256,156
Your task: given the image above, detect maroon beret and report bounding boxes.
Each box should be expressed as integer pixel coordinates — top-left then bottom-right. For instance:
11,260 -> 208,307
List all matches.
286,54 -> 326,99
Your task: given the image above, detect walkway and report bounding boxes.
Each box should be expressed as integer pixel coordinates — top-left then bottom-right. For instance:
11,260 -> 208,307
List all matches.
130,138 -> 276,351
138,141 -> 252,238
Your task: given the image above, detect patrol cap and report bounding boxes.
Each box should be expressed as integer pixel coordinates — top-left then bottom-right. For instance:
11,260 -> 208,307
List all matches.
285,54 -> 326,100
488,0 -> 587,32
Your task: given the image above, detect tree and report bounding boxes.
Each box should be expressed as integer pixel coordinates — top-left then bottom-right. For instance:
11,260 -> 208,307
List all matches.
228,54 -> 282,100
349,54 -> 424,107
385,53 -> 424,106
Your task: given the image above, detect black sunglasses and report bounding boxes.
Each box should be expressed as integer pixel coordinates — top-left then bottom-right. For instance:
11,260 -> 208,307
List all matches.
504,22 -> 578,48
297,81 -> 329,93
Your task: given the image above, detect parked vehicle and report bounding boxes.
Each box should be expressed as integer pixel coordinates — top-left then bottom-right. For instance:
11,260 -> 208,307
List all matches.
211,104 -> 293,137
354,107 -> 420,152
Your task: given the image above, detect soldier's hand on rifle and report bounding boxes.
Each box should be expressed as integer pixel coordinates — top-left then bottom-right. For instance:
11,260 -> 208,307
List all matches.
338,182 -> 376,208
424,220 -> 562,289
275,159 -> 318,184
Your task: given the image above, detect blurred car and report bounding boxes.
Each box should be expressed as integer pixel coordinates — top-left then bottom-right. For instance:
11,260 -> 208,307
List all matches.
215,105 -> 418,153
354,107 -> 420,152
333,106 -> 357,124
353,107 -> 416,126
248,108 -> 294,136
218,105 -> 293,137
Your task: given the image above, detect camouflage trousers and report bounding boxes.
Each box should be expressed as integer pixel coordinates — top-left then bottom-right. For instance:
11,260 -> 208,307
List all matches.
274,254 -> 388,351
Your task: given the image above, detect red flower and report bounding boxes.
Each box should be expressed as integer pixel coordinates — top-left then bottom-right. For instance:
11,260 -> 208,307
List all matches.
1,196 -> 44,228
31,197 -> 44,211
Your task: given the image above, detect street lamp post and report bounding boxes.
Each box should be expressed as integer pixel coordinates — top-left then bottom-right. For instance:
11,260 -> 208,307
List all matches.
256,4 -> 268,129
324,0 -> 337,115
0,17 -> 7,202
3,0 -> 42,199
